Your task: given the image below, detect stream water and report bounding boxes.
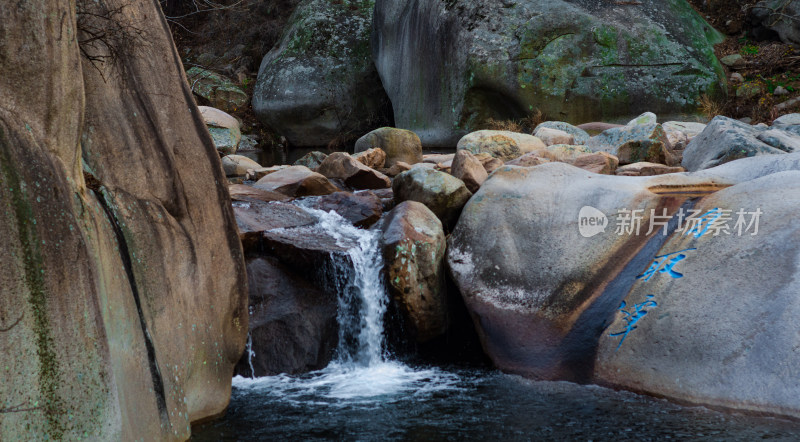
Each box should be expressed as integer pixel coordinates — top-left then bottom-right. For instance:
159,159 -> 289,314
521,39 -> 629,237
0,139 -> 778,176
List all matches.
193,206 -> 800,441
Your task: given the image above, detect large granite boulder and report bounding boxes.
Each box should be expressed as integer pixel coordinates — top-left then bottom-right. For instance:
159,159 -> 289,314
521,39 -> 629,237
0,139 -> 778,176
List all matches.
681,116 -> 791,171
448,154 -> 800,419
380,201 -> 449,342
750,1 -> 800,45
392,168 -> 472,229
252,0 -> 391,147
373,0 -> 726,146
1,1 -> 248,439
235,257 -> 338,377
354,127 -> 423,167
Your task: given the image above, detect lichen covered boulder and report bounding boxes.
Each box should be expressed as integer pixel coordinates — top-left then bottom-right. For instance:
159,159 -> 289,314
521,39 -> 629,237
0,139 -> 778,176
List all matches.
253,0 -> 391,147
354,127 -> 423,167
392,168 -> 472,229
457,130 -> 546,162
373,0 -> 726,146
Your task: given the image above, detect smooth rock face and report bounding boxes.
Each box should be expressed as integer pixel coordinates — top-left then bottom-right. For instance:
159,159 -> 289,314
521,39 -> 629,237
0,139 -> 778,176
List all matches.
448,156 -> 800,419
354,127 -> 423,167
536,121 -> 591,145
586,123 -> 678,166
222,155 -> 262,176
595,170 -> 800,419
254,165 -> 339,197
237,257 -> 338,376
392,168 -> 472,229
229,184 -> 291,204
199,106 -> 242,154
373,0 -> 725,146
381,201 -> 448,342
773,113 -> 800,126
187,67 -> 249,113
546,144 -> 594,162
451,150 -> 489,193
534,127 -> 575,146
615,162 -> 685,176
0,1 -> 248,439
317,152 -> 391,190
682,116 -> 788,171
294,151 -> 328,170
307,191 -> 383,228
457,130 -> 546,162
253,0 -> 390,147
233,200 -> 316,253
626,112 -> 658,126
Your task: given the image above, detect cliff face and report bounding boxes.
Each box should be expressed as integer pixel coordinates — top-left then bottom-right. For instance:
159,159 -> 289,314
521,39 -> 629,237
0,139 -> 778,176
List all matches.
0,1 -> 248,440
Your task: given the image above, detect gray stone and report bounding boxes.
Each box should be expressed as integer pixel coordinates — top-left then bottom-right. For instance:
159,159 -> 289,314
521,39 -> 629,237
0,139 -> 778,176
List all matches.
750,0 -> 800,45
392,168 -> 472,229
535,121 -> 591,145
199,106 -> 241,154
317,152 -> 391,190
682,116 -> 787,171
773,113 -> 800,126
294,151 -> 328,169
373,0 -> 725,146
586,123 -> 678,165
534,127 -> 574,146
720,53 -> 745,67
252,0 -> 391,147
626,112 -> 658,126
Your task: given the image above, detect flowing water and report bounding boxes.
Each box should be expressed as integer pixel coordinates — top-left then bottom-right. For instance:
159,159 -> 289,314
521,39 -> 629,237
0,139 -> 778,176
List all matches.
193,207 -> 800,441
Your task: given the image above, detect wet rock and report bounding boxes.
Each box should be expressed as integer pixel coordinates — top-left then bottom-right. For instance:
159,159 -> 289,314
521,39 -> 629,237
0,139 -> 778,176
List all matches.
392,168 -> 472,230
586,123 -> 678,166
381,201 -> 448,342
187,67 -> 249,113
254,165 -> 339,197
371,187 -> 396,211
229,184 -> 291,203
262,224 -> 352,272
233,200 -> 316,253
317,152 -> 392,190
222,154 -> 262,177
572,152 -> 619,174
294,151 -> 328,170
354,148 -> 387,170
451,150 -> 488,193
533,127 -> 574,146
236,257 -> 338,376
615,162 -> 685,176
307,191 -> 383,228
457,130 -> 546,162
354,127 -> 423,167
199,105 -> 241,154
682,116 -> 787,171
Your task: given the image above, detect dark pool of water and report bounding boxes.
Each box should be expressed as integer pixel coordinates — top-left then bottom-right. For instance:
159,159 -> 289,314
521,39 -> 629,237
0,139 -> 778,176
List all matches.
192,364 -> 800,441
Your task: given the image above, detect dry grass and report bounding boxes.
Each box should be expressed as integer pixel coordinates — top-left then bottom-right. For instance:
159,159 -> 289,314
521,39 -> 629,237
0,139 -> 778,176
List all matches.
698,94 -> 726,121
483,109 -> 546,133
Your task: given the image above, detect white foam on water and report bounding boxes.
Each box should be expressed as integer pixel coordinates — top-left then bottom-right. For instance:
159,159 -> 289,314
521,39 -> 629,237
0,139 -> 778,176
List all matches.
236,205 -> 462,405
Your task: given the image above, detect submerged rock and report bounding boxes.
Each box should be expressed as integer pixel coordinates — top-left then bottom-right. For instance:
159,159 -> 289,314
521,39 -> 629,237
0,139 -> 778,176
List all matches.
381,201 -> 449,342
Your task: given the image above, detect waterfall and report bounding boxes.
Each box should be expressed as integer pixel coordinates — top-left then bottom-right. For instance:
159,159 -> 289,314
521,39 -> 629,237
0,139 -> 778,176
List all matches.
310,208 -> 388,366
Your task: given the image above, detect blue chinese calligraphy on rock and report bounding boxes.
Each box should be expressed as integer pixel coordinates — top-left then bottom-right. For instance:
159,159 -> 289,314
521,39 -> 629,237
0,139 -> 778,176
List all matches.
610,295 -> 657,351
636,248 -> 697,282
